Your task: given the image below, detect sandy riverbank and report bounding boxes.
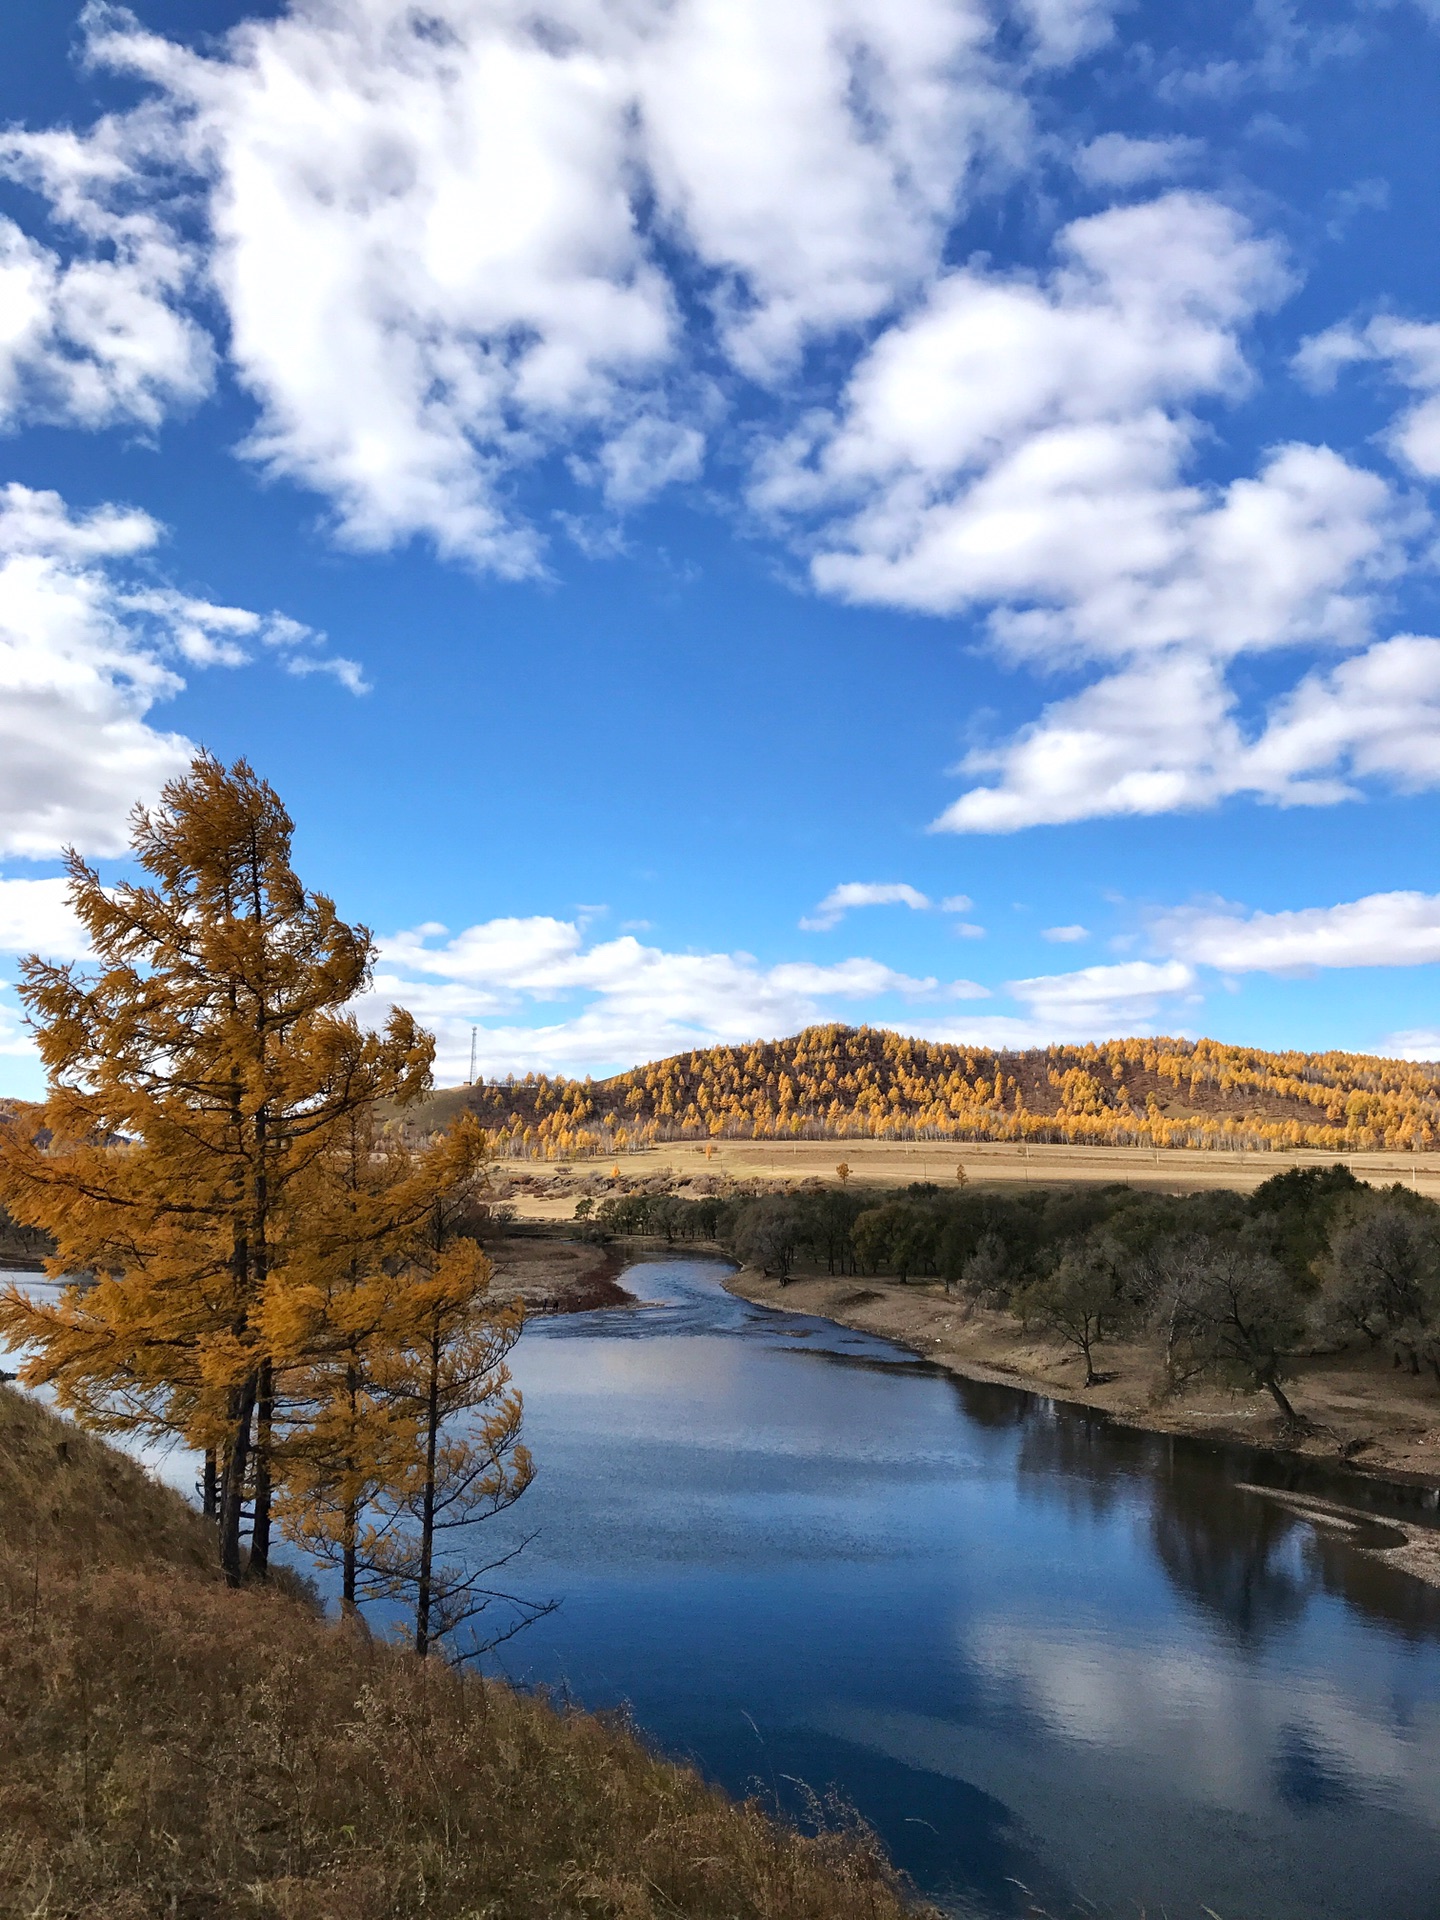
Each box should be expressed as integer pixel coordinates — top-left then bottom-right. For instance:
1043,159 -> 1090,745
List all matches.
725,1265 -> 1440,1588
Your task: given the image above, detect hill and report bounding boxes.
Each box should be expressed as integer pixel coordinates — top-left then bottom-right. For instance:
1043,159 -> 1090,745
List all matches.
0,1382 -> 916,1919
403,1026 -> 1440,1158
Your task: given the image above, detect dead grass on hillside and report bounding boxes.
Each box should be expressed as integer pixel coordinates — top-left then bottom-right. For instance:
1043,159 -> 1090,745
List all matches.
0,1388 -> 923,1920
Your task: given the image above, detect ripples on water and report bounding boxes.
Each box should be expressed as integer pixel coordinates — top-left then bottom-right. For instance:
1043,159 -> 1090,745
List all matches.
9,1255 -> 1440,1918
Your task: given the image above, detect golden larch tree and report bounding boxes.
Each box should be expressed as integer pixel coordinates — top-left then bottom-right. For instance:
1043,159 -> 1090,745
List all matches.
0,756 -> 431,1583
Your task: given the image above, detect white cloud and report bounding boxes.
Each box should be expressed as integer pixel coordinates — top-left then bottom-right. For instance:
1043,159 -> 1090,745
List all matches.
1012,0 -> 1119,64
371,911 -> 982,1079
1294,315 -> 1440,478
799,880 -> 931,931
1386,1029 -> 1440,1063
752,191 -> 1427,834
1150,889 -> 1440,973
1043,923 -> 1089,941
908,959 -> 1195,1058
939,893 -> 974,913
628,0 -> 1026,381
1006,957 -> 1195,1026
1073,133 -> 1204,189
760,193 -> 1296,620
0,877 -> 89,959
0,982 -> 38,1062
0,4 -> 1425,842
0,179 -> 213,432
3,0 -> 1067,566
0,482 -> 361,859
934,624 -> 1440,833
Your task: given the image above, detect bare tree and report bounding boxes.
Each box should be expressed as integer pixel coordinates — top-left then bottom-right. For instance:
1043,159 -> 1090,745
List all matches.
1170,1237 -> 1307,1424
1316,1201 -> 1440,1376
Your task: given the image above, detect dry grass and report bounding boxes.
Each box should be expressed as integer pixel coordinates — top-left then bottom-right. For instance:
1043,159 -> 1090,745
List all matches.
493,1137 -> 1440,1223
0,1387 -> 923,1920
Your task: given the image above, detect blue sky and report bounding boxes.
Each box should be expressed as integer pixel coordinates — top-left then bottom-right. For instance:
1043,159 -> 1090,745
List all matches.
3,0 -> 1440,1093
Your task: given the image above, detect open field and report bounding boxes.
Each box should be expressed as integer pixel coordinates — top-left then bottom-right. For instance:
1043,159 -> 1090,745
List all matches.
489,1136 -> 1440,1221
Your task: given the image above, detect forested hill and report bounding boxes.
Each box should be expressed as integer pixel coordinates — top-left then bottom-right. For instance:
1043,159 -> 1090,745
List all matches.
411,1027 -> 1440,1157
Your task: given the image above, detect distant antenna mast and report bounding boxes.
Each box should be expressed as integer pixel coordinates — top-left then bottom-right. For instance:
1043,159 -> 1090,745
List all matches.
468,1027 -> 478,1086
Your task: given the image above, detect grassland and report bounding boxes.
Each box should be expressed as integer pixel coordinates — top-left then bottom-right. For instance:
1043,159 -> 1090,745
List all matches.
485,1135 -> 1440,1224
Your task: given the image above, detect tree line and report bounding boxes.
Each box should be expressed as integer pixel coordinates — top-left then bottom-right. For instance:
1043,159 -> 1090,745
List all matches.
456,1024 -> 1440,1158
592,1166 -> 1440,1423
0,758 -> 535,1655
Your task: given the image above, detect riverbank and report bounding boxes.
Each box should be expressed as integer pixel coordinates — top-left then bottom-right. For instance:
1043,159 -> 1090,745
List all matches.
726,1266 -> 1440,1589
0,1379 -> 921,1920
488,1234 -> 635,1314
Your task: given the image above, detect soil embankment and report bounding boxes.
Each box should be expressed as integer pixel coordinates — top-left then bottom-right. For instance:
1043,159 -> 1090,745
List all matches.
488,1234 -> 634,1314
726,1266 -> 1440,1588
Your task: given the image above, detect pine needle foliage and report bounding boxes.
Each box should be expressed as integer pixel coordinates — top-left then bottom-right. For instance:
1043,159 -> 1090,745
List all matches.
0,756 -> 433,1582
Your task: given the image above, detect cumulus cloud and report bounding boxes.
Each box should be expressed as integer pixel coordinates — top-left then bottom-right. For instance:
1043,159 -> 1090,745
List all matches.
1043,923 -> 1089,941
1006,957 -> 1196,1025
751,190 -> 1429,833
899,958 -> 1196,1060
0,877 -> 90,961
371,911 -> 985,1079
1,0 -> 1071,566
1012,0 -> 1119,64
2,4 -> 1427,839
0,482 -> 362,860
935,626 -> 1440,832
1150,889 -> 1440,973
1386,1029 -> 1440,1063
759,194 -> 1297,618
913,953 -> 1200,1050
0,106 -> 214,435
372,911 -> 1208,1083
799,880 -> 932,931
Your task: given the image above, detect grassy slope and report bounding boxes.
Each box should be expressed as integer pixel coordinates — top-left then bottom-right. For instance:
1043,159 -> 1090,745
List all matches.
0,1387 -> 919,1920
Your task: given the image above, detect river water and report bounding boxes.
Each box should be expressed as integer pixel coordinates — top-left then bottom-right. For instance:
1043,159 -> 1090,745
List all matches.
10,1253 -> 1440,1917
500,1256 -> 1440,1920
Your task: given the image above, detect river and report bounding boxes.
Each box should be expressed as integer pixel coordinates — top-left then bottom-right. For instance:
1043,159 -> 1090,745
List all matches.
501,1255 -> 1440,1919
10,1252 -> 1440,1917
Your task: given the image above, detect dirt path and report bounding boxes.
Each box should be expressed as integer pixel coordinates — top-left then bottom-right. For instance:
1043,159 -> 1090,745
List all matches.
725,1266 -> 1440,1589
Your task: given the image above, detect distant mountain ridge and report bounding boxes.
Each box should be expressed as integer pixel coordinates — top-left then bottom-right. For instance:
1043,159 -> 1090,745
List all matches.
405,1026 -> 1440,1157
